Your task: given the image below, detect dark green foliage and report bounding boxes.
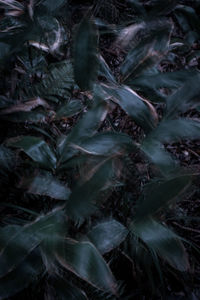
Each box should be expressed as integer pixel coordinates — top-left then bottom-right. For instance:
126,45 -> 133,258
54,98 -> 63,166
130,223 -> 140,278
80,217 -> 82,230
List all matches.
74,18 -> 98,90
0,0 -> 200,299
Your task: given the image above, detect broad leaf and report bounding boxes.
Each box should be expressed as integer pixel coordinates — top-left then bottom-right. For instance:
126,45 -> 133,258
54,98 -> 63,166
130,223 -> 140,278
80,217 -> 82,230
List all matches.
136,175 -> 191,219
165,73 -> 200,118
58,101 -> 108,164
148,119 -> 200,143
25,172 -> 71,200
0,250 -> 43,300
56,239 -> 117,294
7,136 -> 56,169
141,139 -> 178,175
141,119 -> 200,174
65,159 -> 113,224
120,21 -> 171,81
102,84 -> 157,132
130,218 -> 189,271
126,69 -> 198,92
0,210 -> 64,278
88,220 -> 128,254
1,110 -> 47,123
56,100 -> 83,119
75,132 -> 134,156
74,18 -> 98,90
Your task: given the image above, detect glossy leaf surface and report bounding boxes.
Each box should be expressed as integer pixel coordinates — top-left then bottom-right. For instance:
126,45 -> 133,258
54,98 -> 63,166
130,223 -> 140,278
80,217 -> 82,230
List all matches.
56,239 -> 117,293
130,218 -> 189,271
7,136 -> 56,169
74,18 -> 98,90
88,220 -> 128,254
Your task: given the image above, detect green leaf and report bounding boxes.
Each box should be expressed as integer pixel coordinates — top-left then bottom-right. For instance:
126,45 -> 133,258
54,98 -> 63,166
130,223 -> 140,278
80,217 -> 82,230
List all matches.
141,118 -> 200,174
98,55 -> 116,84
88,220 -> 128,254
165,73 -> 200,118
136,175 -> 191,219
141,139 -> 178,175
0,250 -> 43,300
102,84 -> 157,132
58,101 -> 108,164
56,100 -> 83,119
1,110 -> 47,123
76,132 -> 134,156
0,229 -> 40,278
0,210 -> 64,278
148,119 -> 200,143
74,18 -> 98,90
25,172 -> 71,200
7,136 -> 56,169
56,239 -> 117,294
65,159 -> 113,225
130,218 -> 189,271
0,225 -> 21,250
126,69 -> 198,92
120,21 -> 171,81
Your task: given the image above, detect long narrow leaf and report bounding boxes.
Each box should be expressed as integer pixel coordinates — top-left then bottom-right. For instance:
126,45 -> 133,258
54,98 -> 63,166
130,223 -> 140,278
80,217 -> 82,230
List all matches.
102,84 -> 157,132
136,175 -> 191,219
130,218 -> 189,271
6,136 -> 56,169
55,239 -> 117,294
0,250 -> 43,300
74,18 -> 98,90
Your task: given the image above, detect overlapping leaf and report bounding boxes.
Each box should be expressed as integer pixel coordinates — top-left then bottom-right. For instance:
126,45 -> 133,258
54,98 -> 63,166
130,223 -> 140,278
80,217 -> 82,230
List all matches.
0,250 -> 43,300
135,175 -> 191,219
75,132 -> 134,156
148,119 -> 200,143
141,118 -> 200,173
130,218 -> 189,271
55,239 -> 117,294
0,210 -> 65,278
141,139 -> 178,175
120,21 -> 172,81
7,136 -> 56,169
58,101 -> 108,164
24,172 -> 71,200
126,69 -> 198,98
88,220 -> 128,254
165,73 -> 200,118
102,84 -> 157,132
55,99 -> 83,119
65,159 -> 113,224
